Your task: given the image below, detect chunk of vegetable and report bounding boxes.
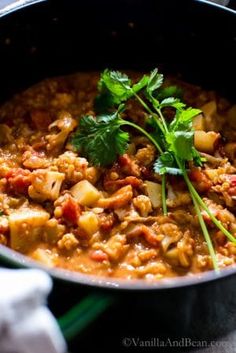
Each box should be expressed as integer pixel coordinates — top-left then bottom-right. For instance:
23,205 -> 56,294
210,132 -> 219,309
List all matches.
133,195 -> 152,217
144,181 -> 162,208
61,196 -> 81,225
78,212 -> 99,236
29,170 -> 65,201
96,185 -> 133,209
194,131 -> 220,153
57,233 -> 79,250
45,112 -> 77,151
9,207 -> 50,252
192,114 -> 205,131
70,180 -> 100,206
31,248 -> 54,267
201,100 -> 217,119
44,218 -> 66,243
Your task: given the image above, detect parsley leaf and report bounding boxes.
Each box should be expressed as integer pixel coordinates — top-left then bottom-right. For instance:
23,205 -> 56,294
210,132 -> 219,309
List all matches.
95,70 -> 149,113
132,74 -> 149,93
100,70 -> 132,102
159,97 -> 186,110
166,130 -> 195,161
154,152 -> 182,175
146,69 -> 164,98
71,110 -> 129,166
170,107 -> 201,132
94,91 -> 116,114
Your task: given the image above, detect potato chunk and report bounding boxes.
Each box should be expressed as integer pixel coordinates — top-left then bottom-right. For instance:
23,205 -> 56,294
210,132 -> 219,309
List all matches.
194,131 -> 220,153
144,181 -> 162,208
9,207 -> 50,253
70,180 -> 100,206
29,170 -> 65,201
78,212 -> 99,236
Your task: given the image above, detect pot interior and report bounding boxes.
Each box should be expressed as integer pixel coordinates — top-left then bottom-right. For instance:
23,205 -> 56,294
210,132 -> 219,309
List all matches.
0,0 -> 235,102
0,0 -> 235,288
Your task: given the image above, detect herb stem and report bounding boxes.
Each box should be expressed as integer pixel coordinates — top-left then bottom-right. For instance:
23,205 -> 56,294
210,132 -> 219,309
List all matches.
190,189 -> 219,272
133,92 -> 165,135
121,119 -> 167,214
184,174 -> 236,244
155,107 -> 169,134
174,158 -> 220,271
143,98 -> 222,268
120,120 -> 163,154
131,93 -> 170,215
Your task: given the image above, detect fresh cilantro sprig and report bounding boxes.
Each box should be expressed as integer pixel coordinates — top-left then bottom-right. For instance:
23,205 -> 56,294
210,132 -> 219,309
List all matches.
72,68 -> 236,272
95,70 -> 149,113
72,105 -> 163,167
71,106 -> 129,166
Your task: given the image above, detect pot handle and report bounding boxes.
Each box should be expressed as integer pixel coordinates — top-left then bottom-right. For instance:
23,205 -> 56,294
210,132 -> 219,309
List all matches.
57,293 -> 114,341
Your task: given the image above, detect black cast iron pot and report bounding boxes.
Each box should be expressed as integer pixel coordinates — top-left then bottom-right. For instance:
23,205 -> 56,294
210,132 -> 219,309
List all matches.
0,0 -> 236,348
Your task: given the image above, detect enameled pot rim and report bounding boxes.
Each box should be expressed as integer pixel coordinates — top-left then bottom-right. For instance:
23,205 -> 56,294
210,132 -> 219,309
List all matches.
1,244 -> 236,290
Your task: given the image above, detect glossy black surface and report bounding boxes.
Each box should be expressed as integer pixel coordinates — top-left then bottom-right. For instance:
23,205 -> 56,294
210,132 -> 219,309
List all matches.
0,0 -> 235,348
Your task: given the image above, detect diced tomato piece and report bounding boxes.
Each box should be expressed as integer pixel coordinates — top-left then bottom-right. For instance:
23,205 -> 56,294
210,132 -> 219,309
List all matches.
228,187 -> 236,196
61,196 -> 81,225
5,168 -> 32,194
225,175 -> 236,187
118,154 -> 131,167
89,250 -> 108,262
189,168 -> 212,192
118,154 -> 140,176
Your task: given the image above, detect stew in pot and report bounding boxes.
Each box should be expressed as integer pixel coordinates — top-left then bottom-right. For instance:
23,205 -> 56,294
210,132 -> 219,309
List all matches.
0,69 -> 236,280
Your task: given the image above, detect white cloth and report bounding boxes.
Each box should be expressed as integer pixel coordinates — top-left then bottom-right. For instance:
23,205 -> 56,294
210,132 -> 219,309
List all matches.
0,269 -> 67,353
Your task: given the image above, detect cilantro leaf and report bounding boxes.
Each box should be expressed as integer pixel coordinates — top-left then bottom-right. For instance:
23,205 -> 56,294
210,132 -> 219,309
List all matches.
132,74 -> 149,93
166,130 -> 195,161
94,91 -> 115,114
71,110 -> 129,166
169,107 -> 202,132
146,69 -> 164,98
95,70 -> 149,113
159,97 -> 186,110
191,146 -> 203,166
154,152 -> 182,175
100,70 -> 132,101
